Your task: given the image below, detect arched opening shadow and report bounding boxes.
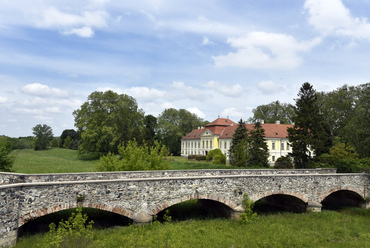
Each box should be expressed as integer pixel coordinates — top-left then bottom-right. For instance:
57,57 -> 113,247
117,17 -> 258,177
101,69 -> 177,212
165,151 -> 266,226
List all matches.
322,190 -> 365,210
18,208 -> 132,238
155,199 -> 233,221
253,194 -> 306,214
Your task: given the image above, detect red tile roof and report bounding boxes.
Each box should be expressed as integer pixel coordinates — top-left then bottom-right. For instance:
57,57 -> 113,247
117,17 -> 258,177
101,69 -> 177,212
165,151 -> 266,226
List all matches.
182,118 -> 293,140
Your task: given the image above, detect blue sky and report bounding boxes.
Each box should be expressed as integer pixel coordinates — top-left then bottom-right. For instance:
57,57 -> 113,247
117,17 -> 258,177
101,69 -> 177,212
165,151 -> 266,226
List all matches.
1,0 -> 370,137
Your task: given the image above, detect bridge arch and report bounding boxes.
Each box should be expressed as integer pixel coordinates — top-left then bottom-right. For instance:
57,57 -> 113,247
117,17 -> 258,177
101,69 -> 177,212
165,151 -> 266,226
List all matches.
19,202 -> 135,227
319,186 -> 365,203
249,190 -> 308,203
320,187 -> 365,209
149,194 -> 238,216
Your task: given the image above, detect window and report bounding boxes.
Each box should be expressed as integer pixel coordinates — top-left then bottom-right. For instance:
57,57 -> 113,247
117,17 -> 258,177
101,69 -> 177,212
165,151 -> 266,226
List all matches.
272,142 -> 275,150
287,143 -> 290,150
224,141 -> 227,149
281,142 -> 284,150
203,140 -> 205,148
206,140 -> 208,148
210,140 -> 213,149
272,156 -> 275,162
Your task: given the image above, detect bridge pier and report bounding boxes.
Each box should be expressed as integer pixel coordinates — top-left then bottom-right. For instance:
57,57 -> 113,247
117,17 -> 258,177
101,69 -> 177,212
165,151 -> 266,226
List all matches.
132,211 -> 153,224
306,202 -> 322,212
360,201 -> 370,209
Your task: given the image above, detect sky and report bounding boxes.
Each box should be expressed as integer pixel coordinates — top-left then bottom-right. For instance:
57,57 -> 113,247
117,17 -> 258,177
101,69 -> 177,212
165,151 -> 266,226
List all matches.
1,0 -> 370,138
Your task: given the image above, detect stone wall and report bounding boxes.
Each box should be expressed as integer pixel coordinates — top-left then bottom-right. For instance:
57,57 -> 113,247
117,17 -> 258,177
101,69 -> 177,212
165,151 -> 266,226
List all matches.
0,168 -> 337,185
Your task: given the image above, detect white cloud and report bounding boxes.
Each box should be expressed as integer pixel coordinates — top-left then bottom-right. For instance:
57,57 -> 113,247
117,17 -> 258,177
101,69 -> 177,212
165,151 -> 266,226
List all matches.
257,80 -> 280,94
202,36 -> 214,45
170,81 -> 205,100
305,0 -> 370,41
205,81 -> 244,97
187,107 -> 206,119
62,27 -> 94,38
0,96 -> 8,104
221,107 -> 244,118
213,32 -> 321,70
21,83 -> 69,98
124,87 -> 166,102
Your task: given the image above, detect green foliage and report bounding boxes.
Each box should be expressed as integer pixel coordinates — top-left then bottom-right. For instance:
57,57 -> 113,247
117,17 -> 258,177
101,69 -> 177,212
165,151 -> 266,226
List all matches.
33,124 -> 54,150
50,138 -> 59,148
248,122 -> 269,167
187,155 -> 206,161
248,100 -> 295,124
0,146 -> 14,172
240,193 -> 257,224
97,140 -> 171,171
156,108 -> 205,156
73,90 -> 144,155
274,156 -> 294,169
229,119 -> 249,167
206,149 -> 226,164
329,140 -> 359,160
40,207 -> 94,248
144,114 -> 157,148
288,83 -> 332,168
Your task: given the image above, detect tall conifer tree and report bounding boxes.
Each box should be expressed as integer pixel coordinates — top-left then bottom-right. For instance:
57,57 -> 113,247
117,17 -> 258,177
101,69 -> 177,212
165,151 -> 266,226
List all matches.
229,119 -> 249,167
248,122 -> 269,167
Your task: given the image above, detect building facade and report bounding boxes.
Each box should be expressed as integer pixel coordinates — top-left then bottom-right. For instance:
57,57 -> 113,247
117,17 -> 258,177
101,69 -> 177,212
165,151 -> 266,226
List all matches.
181,118 -> 294,165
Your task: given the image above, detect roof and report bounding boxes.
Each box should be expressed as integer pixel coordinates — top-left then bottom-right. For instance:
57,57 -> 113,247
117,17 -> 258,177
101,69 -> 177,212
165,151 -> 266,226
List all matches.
182,118 -> 293,140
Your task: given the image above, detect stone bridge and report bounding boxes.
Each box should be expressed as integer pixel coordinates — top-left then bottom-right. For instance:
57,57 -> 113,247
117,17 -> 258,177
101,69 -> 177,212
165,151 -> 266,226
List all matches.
0,168 -> 369,247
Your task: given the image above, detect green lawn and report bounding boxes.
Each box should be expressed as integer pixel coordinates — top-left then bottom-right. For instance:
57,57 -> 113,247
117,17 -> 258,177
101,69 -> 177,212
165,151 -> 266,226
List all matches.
15,208 -> 370,248
11,148 -> 98,174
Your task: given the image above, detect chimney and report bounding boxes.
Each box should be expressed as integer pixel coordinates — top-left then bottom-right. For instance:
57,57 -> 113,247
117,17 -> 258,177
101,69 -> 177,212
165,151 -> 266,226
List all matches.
275,120 -> 280,124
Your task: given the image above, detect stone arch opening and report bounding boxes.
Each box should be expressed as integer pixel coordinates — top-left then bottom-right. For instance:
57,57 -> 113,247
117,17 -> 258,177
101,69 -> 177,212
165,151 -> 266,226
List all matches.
253,194 -> 307,213
18,207 -> 133,238
151,195 -> 237,220
321,190 -> 365,210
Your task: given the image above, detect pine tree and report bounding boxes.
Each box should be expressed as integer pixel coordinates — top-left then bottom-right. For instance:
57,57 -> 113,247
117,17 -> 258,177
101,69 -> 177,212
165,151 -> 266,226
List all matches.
229,119 -> 249,167
248,122 -> 269,167
288,82 -> 332,168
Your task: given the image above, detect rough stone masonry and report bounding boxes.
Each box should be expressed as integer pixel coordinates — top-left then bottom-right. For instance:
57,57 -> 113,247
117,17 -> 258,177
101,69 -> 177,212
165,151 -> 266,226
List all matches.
0,169 -> 369,247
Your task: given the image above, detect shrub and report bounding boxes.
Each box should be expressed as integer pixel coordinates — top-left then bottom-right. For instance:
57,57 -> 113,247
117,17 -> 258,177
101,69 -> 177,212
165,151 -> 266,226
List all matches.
188,155 -> 206,161
0,146 -> 13,172
206,149 -> 226,165
240,193 -> 257,224
274,156 -> 293,169
336,159 -> 365,173
41,207 -> 94,248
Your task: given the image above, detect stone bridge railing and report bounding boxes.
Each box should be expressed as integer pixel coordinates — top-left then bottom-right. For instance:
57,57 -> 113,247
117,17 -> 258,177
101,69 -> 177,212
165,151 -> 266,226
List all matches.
0,169 -> 368,248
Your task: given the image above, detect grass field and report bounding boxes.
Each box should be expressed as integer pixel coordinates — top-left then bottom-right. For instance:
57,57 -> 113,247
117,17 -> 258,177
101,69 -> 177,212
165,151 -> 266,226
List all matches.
15,207 -> 370,248
11,148 -> 238,173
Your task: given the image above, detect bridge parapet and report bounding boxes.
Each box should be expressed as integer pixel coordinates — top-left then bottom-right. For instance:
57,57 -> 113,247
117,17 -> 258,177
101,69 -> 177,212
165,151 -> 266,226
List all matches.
0,168 -> 337,185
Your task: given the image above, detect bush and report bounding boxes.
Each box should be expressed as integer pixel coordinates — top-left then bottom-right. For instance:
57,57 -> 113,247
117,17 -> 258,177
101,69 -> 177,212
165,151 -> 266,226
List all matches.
335,159 -> 366,173
188,155 -> 206,161
0,146 -> 13,172
206,149 -> 226,165
274,156 -> 294,169
41,207 -> 94,248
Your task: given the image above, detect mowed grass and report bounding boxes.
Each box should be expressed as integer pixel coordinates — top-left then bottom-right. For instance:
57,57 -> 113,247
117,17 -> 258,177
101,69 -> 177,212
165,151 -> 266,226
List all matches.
11,148 -> 99,174
15,208 -> 370,248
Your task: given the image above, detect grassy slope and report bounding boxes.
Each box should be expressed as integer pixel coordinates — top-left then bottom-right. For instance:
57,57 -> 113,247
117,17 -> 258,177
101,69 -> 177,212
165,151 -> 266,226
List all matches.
11,148 -> 98,173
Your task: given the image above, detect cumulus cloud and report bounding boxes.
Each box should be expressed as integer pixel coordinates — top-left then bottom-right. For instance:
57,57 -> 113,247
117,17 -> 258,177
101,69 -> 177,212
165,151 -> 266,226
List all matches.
257,80 -> 280,94
170,81 -> 205,100
187,107 -> 206,119
202,36 -> 214,45
124,87 -> 166,102
213,32 -> 321,70
221,107 -> 244,118
21,83 -> 69,98
36,7 -> 108,37
205,81 -> 244,97
0,96 -> 8,104
305,0 -> 370,41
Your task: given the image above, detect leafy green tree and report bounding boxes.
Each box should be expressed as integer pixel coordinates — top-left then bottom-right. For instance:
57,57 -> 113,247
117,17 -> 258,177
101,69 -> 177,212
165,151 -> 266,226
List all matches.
288,83 -> 332,168
73,90 -> 144,155
97,140 -> 170,171
144,114 -> 157,148
0,146 -> 13,172
60,129 -> 77,148
206,148 -> 226,164
248,122 -> 269,167
229,119 -> 249,167
32,124 -> 53,150
156,108 -> 204,156
274,156 -> 294,169
50,138 -> 59,148
248,100 -> 295,124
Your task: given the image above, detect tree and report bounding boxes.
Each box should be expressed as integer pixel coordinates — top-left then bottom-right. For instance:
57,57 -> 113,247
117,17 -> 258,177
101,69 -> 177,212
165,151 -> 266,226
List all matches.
73,90 -> 144,155
229,119 -> 249,167
32,124 -> 53,150
0,146 -> 13,172
248,101 -> 295,124
248,122 -> 269,167
156,108 -> 204,156
143,115 -> 157,148
60,129 -> 77,148
288,83 -> 332,168
206,148 -> 226,164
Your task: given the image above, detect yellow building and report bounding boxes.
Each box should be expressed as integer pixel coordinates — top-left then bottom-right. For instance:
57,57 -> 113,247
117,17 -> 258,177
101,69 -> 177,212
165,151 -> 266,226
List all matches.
181,118 -> 294,165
